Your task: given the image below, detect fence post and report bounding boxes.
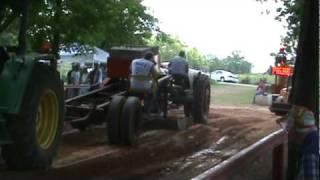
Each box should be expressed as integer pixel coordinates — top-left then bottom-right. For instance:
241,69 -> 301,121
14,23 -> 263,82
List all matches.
273,143 -> 284,180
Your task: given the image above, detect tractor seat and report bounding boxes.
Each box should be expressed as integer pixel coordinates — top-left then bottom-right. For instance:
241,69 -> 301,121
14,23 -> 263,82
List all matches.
171,74 -> 190,89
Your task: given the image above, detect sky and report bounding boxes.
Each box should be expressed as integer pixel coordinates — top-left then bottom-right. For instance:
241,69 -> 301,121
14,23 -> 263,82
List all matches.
142,0 -> 287,73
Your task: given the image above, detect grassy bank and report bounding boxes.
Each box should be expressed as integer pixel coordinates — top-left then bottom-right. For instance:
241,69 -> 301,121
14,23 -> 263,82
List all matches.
211,83 -> 256,106
238,74 -> 274,85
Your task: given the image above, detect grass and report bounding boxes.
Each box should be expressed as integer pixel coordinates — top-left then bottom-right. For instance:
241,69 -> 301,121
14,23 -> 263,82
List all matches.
238,73 -> 274,85
211,83 -> 256,106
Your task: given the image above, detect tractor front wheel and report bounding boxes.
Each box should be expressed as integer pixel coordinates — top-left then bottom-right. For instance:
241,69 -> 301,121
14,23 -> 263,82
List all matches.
193,75 -> 211,124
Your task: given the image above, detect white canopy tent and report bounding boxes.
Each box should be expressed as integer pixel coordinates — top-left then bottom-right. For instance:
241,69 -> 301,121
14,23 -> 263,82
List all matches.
58,46 -> 109,80
59,47 -> 109,64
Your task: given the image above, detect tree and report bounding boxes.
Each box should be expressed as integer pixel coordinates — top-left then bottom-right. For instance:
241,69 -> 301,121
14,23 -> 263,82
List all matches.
147,32 -> 187,61
258,0 -> 303,55
187,47 -> 206,70
275,0 -> 303,54
206,54 -> 221,75
0,0 -> 158,54
218,51 -> 252,74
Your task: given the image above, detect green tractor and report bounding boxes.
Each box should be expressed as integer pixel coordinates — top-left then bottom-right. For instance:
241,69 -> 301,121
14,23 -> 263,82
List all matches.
0,3 -> 64,170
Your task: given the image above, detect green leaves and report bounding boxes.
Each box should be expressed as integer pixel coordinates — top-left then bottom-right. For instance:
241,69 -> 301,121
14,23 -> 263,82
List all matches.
275,0 -> 303,54
207,51 -> 252,74
147,32 -> 187,62
148,33 -> 252,74
0,0 -> 158,51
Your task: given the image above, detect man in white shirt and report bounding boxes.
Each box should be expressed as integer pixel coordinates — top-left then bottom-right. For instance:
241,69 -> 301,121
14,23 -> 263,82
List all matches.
130,52 -> 157,94
130,52 -> 159,114
70,63 -> 81,97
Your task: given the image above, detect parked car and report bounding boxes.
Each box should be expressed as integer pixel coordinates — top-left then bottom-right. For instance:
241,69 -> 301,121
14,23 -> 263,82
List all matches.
210,70 -> 239,83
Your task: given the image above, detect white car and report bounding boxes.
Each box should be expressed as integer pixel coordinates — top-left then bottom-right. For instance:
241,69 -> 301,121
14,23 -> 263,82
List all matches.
210,70 -> 239,83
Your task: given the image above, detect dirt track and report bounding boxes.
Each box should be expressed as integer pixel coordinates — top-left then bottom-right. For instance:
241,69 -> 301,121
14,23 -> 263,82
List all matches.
0,106 -> 280,179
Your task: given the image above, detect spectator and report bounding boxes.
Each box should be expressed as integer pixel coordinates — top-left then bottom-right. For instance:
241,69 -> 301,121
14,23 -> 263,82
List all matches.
80,65 -> 89,84
252,79 -> 267,104
256,79 -> 267,95
67,63 -> 76,85
79,64 -> 89,95
100,63 -> 112,87
100,63 -> 107,80
70,63 -> 81,96
88,62 -> 102,89
296,130 -> 319,180
284,105 -> 319,180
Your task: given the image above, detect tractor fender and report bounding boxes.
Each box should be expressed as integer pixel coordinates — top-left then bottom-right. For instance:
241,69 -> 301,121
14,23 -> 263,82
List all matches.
188,70 -> 202,91
0,54 -> 55,115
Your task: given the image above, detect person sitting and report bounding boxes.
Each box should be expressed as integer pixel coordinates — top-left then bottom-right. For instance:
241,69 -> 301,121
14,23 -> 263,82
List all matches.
256,79 -> 267,95
252,79 -> 268,104
168,50 -> 189,88
275,87 -> 291,103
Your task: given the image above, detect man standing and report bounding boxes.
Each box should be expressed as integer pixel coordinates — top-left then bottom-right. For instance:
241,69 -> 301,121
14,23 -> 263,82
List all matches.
70,63 -> 81,97
130,52 -> 158,113
283,105 -> 319,180
130,52 -> 157,94
88,63 -> 102,89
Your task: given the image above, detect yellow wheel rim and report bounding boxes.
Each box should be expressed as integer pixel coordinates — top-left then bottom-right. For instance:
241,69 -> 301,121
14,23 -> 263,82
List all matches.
36,89 -> 59,150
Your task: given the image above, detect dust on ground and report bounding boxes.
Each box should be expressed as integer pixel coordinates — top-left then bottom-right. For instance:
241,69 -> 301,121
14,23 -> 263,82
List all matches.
0,105 -> 281,179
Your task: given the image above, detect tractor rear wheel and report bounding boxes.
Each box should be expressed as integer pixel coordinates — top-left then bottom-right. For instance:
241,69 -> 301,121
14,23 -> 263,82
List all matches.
1,63 -> 64,170
193,75 -> 211,124
119,97 -> 142,145
106,96 -> 126,144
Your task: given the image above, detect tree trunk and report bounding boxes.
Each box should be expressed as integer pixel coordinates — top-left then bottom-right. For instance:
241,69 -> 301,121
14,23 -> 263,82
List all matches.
287,1 -> 318,180
53,0 -> 62,60
17,1 -> 29,56
290,0 -> 318,124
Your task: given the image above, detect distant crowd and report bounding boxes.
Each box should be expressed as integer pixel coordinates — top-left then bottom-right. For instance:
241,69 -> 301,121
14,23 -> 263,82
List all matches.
66,62 -> 109,98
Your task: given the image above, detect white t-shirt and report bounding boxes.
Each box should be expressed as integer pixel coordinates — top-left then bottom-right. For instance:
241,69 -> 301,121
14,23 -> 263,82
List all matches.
131,58 -> 155,76
130,58 -> 155,93
71,71 -> 81,85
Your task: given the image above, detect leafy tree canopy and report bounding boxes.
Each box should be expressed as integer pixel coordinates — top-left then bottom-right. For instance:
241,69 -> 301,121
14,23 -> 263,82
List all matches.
258,0 -> 303,55
148,34 -> 252,74
147,32 -> 187,62
0,0 -> 158,53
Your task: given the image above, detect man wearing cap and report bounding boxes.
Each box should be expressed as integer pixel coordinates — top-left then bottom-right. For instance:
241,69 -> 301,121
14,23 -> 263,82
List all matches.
284,105 -> 319,180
